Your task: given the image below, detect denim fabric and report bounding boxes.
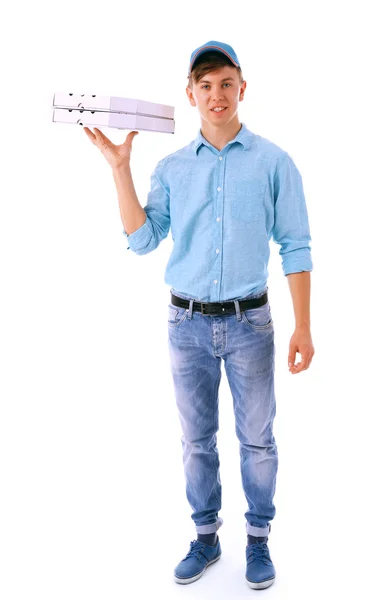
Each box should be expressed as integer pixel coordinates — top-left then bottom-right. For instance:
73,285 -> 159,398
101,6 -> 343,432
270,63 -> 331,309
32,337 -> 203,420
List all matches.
122,123 -> 313,302
167,286 -> 277,536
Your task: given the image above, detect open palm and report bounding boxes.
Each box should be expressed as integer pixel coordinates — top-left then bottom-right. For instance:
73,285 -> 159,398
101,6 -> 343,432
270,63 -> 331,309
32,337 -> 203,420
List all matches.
83,127 -> 139,169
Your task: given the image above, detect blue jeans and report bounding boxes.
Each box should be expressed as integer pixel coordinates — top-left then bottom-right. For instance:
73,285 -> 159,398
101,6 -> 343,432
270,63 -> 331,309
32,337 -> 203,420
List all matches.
167,286 -> 278,538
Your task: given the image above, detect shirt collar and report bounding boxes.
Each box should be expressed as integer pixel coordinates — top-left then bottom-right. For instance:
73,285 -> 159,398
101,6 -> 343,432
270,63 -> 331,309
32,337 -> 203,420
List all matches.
193,122 -> 253,154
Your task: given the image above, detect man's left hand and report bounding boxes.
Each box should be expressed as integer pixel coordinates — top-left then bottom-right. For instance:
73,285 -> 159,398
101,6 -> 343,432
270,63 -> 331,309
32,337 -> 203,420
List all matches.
288,327 -> 315,374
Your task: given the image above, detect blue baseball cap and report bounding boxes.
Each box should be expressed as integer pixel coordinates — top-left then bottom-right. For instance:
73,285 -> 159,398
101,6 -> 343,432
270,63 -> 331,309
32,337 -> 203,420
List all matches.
188,40 -> 240,76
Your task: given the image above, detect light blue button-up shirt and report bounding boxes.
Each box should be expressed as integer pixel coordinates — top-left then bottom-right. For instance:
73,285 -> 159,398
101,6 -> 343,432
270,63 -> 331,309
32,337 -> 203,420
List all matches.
122,122 -> 313,302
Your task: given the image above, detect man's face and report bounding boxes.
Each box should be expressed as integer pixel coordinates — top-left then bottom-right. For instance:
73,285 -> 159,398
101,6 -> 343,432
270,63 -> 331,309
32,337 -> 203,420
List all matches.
186,65 -> 246,125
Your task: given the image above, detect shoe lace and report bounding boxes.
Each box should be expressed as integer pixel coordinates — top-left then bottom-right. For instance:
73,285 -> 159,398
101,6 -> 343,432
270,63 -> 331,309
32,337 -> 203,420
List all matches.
184,540 -> 209,562
247,542 -> 272,565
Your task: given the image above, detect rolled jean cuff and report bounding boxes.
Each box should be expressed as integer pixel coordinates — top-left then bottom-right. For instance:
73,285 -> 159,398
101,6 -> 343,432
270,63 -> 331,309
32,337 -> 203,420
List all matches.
196,517 -> 223,534
246,522 -> 270,537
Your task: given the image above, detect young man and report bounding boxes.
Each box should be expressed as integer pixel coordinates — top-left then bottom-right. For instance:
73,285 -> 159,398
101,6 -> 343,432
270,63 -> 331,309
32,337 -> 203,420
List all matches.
84,40 -> 314,590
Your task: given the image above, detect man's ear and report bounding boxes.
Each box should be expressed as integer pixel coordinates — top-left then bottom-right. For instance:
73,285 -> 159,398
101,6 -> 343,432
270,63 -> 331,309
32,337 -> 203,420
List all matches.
186,86 -> 196,107
239,80 -> 247,101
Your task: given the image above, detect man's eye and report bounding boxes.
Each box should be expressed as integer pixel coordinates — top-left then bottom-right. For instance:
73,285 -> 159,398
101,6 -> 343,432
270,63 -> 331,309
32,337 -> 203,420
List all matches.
201,83 -> 230,89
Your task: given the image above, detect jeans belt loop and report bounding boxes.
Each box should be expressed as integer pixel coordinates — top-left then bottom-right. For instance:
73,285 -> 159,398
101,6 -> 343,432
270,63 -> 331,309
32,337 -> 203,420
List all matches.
188,298 -> 194,319
234,299 -> 242,321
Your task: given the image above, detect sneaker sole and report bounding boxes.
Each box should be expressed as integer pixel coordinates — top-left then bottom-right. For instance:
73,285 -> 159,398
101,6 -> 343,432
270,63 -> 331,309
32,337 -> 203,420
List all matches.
174,552 -> 221,584
246,575 -> 275,590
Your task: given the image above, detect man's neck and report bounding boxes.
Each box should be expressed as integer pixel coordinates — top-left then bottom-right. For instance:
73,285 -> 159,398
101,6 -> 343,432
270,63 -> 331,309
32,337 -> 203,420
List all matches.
199,118 -> 242,151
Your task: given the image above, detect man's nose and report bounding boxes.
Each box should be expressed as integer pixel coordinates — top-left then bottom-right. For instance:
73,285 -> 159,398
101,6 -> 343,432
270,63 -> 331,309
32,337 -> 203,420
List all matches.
211,89 -> 225,99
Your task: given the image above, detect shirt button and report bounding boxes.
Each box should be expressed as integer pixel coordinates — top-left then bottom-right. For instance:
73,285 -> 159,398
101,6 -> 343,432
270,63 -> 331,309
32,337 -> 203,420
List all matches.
214,279 -> 218,284
216,217 -> 221,222
216,248 -> 220,253
217,186 -> 221,191
219,156 -> 223,161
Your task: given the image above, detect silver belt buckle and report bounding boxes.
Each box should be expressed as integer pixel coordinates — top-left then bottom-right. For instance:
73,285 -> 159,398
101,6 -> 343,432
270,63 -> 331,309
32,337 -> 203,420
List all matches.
200,302 -> 225,316
200,302 -> 209,315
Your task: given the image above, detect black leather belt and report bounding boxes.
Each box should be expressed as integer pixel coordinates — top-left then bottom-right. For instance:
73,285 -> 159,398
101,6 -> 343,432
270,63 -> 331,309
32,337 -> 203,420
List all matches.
170,291 -> 268,316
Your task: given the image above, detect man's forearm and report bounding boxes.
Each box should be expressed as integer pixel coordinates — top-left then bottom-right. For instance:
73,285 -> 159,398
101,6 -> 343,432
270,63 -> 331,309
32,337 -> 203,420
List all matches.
112,164 -> 146,235
286,271 -> 311,329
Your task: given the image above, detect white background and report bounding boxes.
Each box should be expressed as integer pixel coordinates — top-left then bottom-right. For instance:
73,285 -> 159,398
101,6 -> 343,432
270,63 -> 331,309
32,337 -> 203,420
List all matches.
1,1 -> 367,598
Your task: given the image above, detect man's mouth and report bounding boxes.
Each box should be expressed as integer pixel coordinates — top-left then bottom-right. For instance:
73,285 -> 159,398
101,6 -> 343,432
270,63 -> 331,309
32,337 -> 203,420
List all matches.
211,107 -> 227,113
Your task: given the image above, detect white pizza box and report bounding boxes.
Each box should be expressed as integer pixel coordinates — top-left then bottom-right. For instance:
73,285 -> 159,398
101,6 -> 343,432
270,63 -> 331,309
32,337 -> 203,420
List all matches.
52,92 -> 175,119
52,108 -> 175,134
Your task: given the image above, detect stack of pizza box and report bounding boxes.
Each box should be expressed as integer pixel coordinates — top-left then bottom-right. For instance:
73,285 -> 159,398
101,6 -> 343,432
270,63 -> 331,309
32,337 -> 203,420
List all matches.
51,92 -> 175,134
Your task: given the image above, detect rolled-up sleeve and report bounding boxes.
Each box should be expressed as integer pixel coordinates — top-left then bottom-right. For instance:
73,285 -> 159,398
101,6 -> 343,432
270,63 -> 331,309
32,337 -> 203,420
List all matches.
122,159 -> 170,255
272,153 -> 313,275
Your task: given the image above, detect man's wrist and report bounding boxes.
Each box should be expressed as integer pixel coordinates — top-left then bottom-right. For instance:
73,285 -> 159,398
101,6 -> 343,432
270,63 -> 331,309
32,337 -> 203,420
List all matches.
295,321 -> 311,331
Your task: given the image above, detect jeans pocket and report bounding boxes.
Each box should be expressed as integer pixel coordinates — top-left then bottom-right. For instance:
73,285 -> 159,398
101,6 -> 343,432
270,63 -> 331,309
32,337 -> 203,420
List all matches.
230,179 -> 265,223
168,303 -> 188,327
241,302 -> 273,329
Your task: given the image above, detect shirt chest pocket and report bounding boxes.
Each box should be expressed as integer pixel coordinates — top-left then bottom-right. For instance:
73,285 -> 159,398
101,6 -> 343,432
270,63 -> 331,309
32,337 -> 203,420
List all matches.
229,178 -> 265,224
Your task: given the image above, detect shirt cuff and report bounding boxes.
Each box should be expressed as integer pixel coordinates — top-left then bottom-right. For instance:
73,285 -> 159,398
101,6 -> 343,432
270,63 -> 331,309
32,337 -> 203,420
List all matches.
122,218 -> 152,252
282,249 -> 313,275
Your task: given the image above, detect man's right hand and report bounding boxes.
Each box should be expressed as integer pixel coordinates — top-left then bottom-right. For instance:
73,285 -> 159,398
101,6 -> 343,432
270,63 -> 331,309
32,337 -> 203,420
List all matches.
83,127 -> 139,169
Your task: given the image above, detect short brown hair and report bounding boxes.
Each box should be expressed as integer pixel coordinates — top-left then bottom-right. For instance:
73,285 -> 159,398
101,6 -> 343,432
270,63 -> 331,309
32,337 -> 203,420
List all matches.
187,50 -> 244,88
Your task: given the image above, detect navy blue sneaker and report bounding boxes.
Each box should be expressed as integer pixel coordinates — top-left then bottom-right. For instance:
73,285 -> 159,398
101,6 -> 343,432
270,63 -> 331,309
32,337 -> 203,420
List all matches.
174,537 -> 221,584
246,542 -> 276,589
